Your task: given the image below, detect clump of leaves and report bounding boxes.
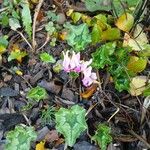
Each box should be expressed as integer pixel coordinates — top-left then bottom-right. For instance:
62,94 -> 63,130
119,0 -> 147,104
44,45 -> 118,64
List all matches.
92,124 -> 112,150
1,0 -> 32,38
5,125 -> 37,150
40,52 -> 56,63
27,86 -> 48,102
45,21 -> 56,36
92,43 -> 131,91
55,105 -> 87,147
41,106 -> 56,125
8,49 -> 27,63
92,42 -> 116,69
65,23 -> 91,52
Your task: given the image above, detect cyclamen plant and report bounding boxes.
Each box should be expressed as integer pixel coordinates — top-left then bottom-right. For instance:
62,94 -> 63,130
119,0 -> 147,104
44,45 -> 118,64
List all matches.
62,51 -> 97,87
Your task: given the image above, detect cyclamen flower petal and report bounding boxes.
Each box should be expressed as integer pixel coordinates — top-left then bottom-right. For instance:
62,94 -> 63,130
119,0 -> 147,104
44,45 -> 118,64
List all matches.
70,51 -> 81,71
80,59 -> 92,72
62,51 -> 71,72
82,67 -> 97,87
62,51 -> 81,72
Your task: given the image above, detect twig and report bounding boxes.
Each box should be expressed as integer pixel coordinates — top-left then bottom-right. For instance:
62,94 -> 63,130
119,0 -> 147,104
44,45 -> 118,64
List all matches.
32,0 -> 44,51
36,33 -> 50,52
107,107 -> 120,122
128,130 -> 150,149
16,30 -> 33,50
0,7 -> 8,12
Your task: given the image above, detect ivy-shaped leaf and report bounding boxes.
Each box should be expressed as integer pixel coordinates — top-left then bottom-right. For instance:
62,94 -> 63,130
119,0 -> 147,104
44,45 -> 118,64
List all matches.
92,42 -> 116,69
27,86 -> 48,101
92,124 -> 112,150
65,23 -> 91,52
40,52 -> 56,63
55,105 -> 87,147
5,125 -> 37,150
21,0 -> 32,39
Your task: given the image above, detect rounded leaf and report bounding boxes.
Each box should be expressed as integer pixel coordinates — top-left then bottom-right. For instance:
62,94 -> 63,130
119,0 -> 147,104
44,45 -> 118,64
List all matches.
116,13 -> 134,32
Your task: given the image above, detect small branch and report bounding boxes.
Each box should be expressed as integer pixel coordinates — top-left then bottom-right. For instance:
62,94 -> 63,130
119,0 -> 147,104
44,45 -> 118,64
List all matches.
0,7 -> 8,12
32,0 -> 44,51
36,33 -> 50,52
16,30 -> 33,50
107,107 -> 120,122
128,130 -> 150,149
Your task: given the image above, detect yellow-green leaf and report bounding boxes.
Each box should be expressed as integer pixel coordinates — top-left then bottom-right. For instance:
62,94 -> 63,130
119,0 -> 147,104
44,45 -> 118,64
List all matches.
91,24 -> 102,44
101,28 -> 120,41
127,56 -> 147,74
71,12 -> 82,23
116,13 -> 134,32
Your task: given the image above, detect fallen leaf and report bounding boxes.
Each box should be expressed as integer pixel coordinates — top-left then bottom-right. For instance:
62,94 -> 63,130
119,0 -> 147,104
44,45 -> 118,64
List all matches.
37,10 -> 44,22
127,56 -> 147,74
45,130 -> 59,143
36,141 -> 45,150
129,76 -> 148,96
123,25 -> 149,51
116,13 -> 134,32
81,84 -> 98,99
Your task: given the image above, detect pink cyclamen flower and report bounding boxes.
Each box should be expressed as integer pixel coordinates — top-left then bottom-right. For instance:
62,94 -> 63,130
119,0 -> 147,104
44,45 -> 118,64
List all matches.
62,51 -> 81,72
82,66 -> 97,87
62,51 -> 97,87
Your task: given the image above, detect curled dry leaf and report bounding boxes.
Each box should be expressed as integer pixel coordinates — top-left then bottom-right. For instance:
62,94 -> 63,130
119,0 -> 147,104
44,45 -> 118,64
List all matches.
123,25 -> 149,51
81,83 -> 98,99
45,130 -> 59,143
129,76 -> 149,96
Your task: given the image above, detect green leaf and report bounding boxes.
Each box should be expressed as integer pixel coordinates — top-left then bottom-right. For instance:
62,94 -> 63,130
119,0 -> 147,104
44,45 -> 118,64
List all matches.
46,11 -> 58,22
8,50 -> 27,62
65,23 -> 91,52
70,12 -> 82,23
0,36 -> 8,54
55,105 -> 87,147
40,52 -> 56,63
5,125 -> 37,150
85,0 -> 111,12
9,18 -> 21,31
27,86 -> 48,101
91,24 -> 102,45
101,28 -> 121,41
45,21 -> 56,36
0,12 -> 9,26
21,0 -> 32,39
69,71 -> 79,79
143,85 -> 150,96
92,124 -> 112,150
108,48 -> 130,91
92,42 -> 116,69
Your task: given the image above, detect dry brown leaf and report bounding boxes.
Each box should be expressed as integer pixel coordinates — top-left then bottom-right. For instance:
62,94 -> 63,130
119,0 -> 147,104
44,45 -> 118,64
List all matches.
45,130 -> 59,143
81,83 -> 98,99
